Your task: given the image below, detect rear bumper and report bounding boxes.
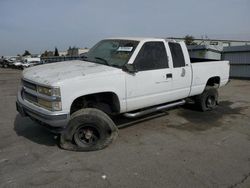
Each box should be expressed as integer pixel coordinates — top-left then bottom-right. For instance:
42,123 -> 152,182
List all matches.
16,90 -> 70,129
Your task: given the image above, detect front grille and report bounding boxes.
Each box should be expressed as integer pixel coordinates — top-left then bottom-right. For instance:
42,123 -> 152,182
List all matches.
21,79 -> 60,111
22,79 -> 37,91
23,91 -> 38,104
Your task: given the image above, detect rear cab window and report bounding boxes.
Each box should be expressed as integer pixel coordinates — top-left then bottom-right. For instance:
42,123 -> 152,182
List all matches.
169,42 -> 185,68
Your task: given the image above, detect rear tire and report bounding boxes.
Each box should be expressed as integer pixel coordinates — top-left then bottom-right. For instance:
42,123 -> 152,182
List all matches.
60,108 -> 118,151
195,87 -> 218,111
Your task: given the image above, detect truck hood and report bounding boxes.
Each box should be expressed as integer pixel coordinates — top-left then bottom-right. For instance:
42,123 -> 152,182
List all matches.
22,60 -> 120,86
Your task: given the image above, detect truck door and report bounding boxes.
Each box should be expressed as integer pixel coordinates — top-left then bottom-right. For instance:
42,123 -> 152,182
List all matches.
168,42 -> 192,100
125,41 -> 173,112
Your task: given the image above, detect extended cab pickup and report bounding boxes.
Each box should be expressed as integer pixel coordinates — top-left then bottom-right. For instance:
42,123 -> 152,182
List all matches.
16,37 -> 230,151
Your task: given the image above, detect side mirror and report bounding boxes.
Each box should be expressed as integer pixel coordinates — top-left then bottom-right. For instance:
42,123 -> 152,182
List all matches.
122,64 -> 138,74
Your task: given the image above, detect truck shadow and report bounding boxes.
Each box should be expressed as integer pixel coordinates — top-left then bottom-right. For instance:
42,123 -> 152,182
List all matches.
171,101 -> 248,131
14,114 -> 57,146
115,100 -> 248,131
13,101 -> 247,146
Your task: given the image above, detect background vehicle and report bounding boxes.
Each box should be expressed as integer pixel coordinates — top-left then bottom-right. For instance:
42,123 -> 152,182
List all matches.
0,59 -> 4,68
22,60 -> 42,69
16,37 -> 230,151
1,59 -> 14,68
13,61 -> 24,69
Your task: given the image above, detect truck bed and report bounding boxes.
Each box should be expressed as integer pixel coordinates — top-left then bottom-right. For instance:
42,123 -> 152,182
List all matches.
189,60 -> 230,97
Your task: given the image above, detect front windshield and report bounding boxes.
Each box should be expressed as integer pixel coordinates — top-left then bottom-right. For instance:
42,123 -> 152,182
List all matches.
83,39 -> 139,68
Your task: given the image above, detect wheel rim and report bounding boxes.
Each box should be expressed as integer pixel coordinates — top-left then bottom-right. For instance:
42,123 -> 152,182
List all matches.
206,95 -> 216,108
74,125 -> 100,146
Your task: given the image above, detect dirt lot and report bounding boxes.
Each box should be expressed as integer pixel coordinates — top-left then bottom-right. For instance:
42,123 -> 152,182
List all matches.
0,68 -> 250,188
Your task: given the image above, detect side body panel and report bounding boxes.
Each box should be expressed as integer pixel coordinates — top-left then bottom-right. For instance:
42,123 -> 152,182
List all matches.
167,41 -> 192,100
125,69 -> 173,111
61,71 -> 127,113
189,61 -> 230,96
125,40 -> 173,111
125,40 -> 192,112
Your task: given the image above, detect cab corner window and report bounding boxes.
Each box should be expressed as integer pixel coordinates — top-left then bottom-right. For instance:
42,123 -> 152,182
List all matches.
169,42 -> 185,68
134,42 -> 169,71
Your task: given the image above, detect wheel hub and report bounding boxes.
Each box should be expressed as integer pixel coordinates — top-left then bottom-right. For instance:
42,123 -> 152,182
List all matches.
75,125 -> 100,145
83,129 -> 93,140
206,96 -> 215,108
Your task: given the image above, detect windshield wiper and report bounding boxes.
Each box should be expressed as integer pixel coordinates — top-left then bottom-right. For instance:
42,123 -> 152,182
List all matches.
110,64 -> 120,68
94,57 -> 109,65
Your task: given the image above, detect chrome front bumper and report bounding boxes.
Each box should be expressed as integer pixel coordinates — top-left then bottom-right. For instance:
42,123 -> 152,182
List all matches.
16,90 -> 70,128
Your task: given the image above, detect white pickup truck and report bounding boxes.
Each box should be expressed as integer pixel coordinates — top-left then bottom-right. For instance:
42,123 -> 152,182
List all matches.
16,37 -> 230,151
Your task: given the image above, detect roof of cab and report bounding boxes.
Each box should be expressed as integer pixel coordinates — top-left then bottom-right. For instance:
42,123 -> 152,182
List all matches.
105,37 -> 166,42
105,37 -> 182,43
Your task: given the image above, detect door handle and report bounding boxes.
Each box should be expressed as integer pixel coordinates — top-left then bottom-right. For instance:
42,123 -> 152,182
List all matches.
181,68 -> 186,77
166,73 -> 172,79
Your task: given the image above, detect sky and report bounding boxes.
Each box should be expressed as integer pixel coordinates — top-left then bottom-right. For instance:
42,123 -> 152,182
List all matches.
0,0 -> 250,56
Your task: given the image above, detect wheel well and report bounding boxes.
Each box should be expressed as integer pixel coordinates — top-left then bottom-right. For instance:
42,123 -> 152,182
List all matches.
70,92 -> 120,115
206,76 -> 220,87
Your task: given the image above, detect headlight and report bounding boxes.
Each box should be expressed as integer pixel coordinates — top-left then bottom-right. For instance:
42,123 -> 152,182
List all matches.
38,99 -> 62,111
37,86 -> 61,97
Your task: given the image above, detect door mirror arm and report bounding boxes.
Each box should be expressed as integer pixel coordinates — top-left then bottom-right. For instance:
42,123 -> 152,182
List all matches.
122,64 -> 138,74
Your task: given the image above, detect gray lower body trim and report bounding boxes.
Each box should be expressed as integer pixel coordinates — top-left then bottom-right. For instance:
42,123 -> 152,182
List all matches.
16,99 -> 69,128
16,101 -> 67,120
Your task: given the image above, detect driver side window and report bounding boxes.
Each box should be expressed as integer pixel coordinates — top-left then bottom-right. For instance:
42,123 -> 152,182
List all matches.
134,42 -> 169,71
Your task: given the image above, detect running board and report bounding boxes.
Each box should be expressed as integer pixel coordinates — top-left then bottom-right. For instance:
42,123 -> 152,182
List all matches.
123,100 -> 186,118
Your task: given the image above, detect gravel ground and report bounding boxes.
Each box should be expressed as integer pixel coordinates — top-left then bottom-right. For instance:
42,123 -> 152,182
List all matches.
0,68 -> 250,188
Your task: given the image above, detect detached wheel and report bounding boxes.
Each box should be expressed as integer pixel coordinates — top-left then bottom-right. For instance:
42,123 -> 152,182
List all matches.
195,87 -> 218,111
60,108 -> 118,151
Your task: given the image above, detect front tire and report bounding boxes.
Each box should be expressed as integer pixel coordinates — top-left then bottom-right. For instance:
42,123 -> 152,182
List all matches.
60,108 -> 118,151
195,87 -> 218,111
